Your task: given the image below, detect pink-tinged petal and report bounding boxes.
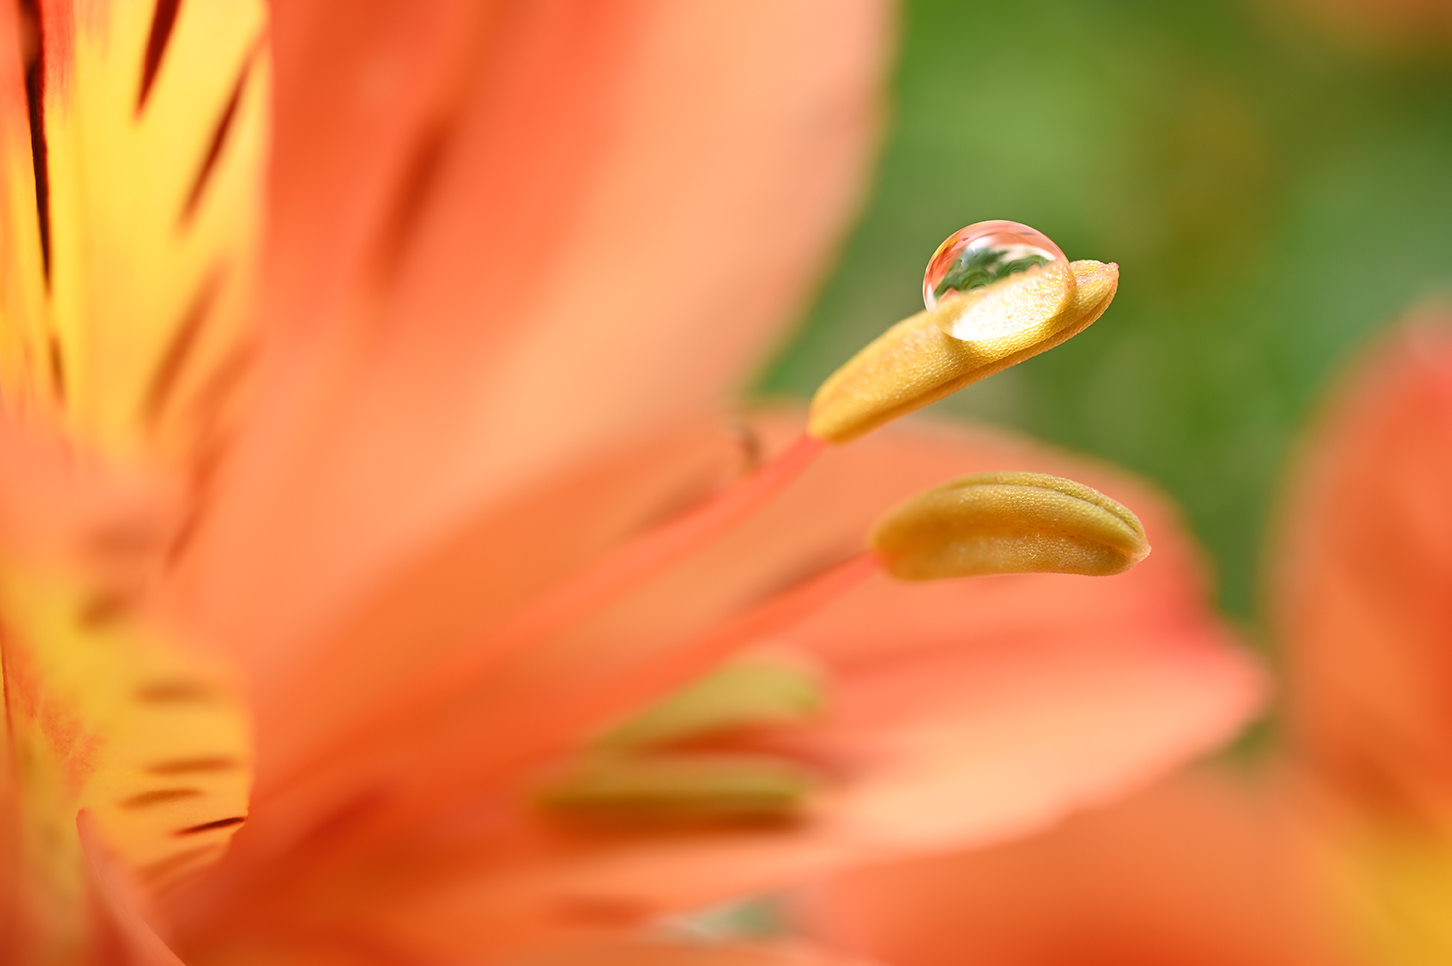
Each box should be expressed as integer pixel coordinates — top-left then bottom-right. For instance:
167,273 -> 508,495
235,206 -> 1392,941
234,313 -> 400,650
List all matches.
1274,312 -> 1452,818
182,415 -> 1261,957
262,0 -> 485,327
798,770 -> 1339,966
245,417 -> 758,797
359,415 -> 1258,817
188,0 -> 890,665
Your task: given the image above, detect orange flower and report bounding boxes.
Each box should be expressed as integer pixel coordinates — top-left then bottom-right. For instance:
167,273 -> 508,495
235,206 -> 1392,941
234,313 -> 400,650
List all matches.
799,310 -> 1452,966
0,1 -> 1262,964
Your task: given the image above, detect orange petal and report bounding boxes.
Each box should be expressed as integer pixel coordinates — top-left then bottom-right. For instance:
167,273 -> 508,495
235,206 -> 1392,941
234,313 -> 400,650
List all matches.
193,415 -> 1262,954
79,813 -> 190,966
261,0 -> 485,329
184,0 -> 891,669
365,415 -> 1258,812
798,770 -> 1338,966
1273,312 -> 1452,819
244,416 -> 756,799
0,421 -> 250,959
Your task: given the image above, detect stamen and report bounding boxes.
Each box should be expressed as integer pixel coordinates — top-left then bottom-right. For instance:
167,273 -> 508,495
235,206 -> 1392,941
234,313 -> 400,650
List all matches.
419,555 -> 875,816
808,260 -> 1119,443
535,753 -> 818,824
870,471 -> 1150,579
264,432 -> 828,796
539,654 -> 828,824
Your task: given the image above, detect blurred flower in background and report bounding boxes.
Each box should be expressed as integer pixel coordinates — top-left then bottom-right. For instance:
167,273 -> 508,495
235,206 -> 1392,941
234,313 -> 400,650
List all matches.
0,1 -> 1265,964
1279,311 -> 1452,966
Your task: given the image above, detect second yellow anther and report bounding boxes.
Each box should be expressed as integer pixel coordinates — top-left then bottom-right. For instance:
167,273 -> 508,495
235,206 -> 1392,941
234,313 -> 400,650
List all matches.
871,471 -> 1149,580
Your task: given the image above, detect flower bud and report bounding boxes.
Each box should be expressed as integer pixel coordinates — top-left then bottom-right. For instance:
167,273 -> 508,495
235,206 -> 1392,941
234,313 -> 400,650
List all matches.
808,261 -> 1118,443
871,471 -> 1149,579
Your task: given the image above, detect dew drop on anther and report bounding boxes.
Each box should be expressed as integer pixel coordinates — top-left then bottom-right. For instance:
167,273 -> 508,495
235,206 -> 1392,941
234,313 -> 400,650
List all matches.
923,220 -> 1068,311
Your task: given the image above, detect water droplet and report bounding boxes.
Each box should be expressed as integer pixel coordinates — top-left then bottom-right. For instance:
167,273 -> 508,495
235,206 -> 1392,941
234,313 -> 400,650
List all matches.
923,220 -> 1069,311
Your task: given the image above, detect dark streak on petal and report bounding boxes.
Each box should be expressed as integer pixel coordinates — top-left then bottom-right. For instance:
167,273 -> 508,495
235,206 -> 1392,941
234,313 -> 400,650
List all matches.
180,42 -> 258,227
166,430 -> 233,568
46,332 -> 63,403
84,520 -> 163,560
78,592 -> 130,629
184,340 -> 252,436
18,0 -> 50,285
121,787 -> 202,809
143,268 -> 225,426
372,123 -> 449,287
164,501 -> 203,570
175,815 -> 245,835
136,680 -> 213,703
137,0 -> 182,113
146,756 -> 239,775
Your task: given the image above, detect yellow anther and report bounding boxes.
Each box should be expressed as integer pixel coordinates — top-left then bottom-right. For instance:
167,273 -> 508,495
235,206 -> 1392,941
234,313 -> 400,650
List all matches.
536,753 -> 818,823
870,471 -> 1149,579
594,652 -> 823,751
808,260 -> 1118,443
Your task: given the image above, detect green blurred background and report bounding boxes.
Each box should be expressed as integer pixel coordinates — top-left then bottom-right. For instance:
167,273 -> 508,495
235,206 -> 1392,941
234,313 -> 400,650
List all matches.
760,0 -> 1452,628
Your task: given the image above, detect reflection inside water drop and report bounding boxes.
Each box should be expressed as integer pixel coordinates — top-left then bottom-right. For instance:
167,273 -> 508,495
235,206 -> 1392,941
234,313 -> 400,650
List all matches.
923,220 -> 1068,311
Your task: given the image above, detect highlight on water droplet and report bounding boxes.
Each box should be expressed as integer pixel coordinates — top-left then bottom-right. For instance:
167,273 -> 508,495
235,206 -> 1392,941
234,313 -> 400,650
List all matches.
923,220 -> 1068,310
921,220 -> 1078,343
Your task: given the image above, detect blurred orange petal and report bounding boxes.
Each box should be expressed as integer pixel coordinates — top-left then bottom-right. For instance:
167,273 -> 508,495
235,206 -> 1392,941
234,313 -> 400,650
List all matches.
176,417 -> 1259,962
239,415 -> 757,799
267,416 -> 1258,829
798,770 -> 1335,966
188,0 -> 890,661
1275,311 -> 1452,819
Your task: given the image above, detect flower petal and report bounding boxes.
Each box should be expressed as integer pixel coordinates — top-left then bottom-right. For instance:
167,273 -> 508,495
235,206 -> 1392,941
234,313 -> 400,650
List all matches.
798,770 -> 1335,966
193,415 -> 1262,956
243,416 -> 757,800
186,0 -> 890,664
1274,313 -> 1452,818
0,421 -> 251,955
368,414 -> 1259,823
79,813 -> 190,966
